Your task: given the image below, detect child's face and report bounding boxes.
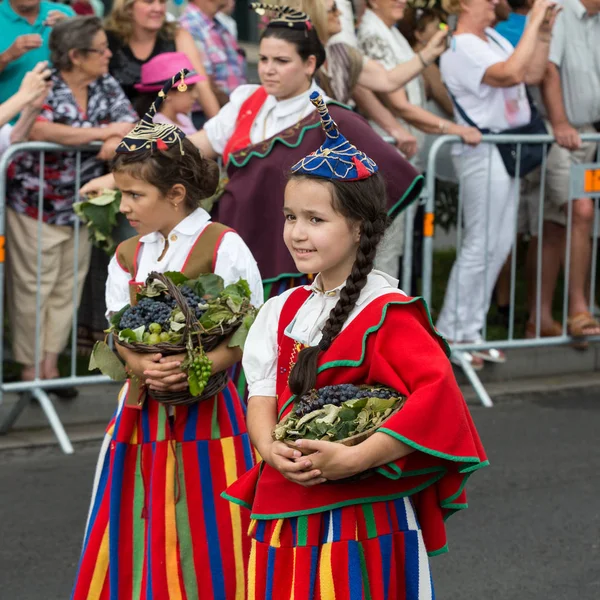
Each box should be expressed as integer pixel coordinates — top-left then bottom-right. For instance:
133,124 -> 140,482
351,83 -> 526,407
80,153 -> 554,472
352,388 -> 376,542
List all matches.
283,178 -> 360,285
115,170 -> 185,237
166,88 -> 196,115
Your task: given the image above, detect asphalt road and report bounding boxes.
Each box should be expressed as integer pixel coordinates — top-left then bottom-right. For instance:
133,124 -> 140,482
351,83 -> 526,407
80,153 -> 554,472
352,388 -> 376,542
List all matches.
1,389 -> 599,600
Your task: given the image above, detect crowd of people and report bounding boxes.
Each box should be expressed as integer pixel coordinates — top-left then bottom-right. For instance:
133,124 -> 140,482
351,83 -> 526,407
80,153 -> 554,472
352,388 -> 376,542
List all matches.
0,0 -> 599,382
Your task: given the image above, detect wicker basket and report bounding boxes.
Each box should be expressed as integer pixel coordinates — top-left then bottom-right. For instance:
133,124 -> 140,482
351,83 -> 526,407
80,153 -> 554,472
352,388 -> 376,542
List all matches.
116,271 -> 237,405
276,395 -> 406,483
279,396 -> 406,454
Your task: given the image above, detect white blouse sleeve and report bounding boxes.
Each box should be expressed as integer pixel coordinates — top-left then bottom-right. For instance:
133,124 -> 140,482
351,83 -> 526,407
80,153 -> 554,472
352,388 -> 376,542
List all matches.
242,292 -> 290,398
203,84 -> 260,155
214,231 -> 264,308
105,254 -> 132,320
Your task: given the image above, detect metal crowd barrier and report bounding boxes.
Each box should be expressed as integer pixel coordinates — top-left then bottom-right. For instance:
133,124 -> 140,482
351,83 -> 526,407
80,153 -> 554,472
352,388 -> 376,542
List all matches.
423,132 -> 600,407
0,142 -> 112,454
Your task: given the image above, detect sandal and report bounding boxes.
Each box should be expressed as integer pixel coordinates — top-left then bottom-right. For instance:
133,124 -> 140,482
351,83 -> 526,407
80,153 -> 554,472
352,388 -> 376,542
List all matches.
471,348 -> 507,364
450,350 -> 484,371
525,320 -> 562,339
566,312 -> 600,351
567,312 -> 600,337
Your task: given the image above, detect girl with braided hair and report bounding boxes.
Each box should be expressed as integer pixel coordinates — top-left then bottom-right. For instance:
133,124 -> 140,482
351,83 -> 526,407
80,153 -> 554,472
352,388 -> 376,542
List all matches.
223,92 -> 487,599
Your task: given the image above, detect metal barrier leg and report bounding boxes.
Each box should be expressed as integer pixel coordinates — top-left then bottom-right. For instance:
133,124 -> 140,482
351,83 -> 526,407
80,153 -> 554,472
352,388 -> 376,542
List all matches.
31,387 -> 74,454
452,350 -> 494,408
0,391 -> 31,434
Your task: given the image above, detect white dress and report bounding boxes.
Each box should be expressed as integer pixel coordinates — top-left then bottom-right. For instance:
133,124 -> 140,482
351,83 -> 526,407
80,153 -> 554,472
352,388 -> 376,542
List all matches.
242,270 -> 406,398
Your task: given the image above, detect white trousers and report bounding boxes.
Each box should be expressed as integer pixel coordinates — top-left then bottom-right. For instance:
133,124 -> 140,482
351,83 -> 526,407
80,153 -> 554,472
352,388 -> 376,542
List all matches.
436,146 -> 518,342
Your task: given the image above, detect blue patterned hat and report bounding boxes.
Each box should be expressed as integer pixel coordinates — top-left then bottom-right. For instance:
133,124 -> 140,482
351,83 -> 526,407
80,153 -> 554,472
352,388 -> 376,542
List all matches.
291,92 -> 379,181
116,69 -> 189,155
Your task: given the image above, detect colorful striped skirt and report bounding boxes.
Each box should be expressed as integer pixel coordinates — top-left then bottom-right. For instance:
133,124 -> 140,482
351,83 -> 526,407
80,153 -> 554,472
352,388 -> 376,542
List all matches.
72,379 -> 256,600
247,498 -> 434,600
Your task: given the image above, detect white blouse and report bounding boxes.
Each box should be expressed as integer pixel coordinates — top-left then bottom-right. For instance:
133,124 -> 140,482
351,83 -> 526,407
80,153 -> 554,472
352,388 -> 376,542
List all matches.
105,208 -> 264,317
203,80 -> 329,156
242,270 -> 406,398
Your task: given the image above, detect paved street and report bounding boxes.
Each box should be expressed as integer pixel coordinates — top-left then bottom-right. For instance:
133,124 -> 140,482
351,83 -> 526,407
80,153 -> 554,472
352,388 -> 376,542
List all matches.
1,388 -> 599,600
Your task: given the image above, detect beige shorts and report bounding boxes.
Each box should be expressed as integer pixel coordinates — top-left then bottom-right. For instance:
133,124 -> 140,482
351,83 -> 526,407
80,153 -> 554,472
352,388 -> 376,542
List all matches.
517,123 -> 598,235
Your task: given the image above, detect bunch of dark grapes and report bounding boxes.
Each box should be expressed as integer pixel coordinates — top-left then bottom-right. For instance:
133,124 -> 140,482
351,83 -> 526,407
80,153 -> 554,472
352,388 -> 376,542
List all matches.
180,285 -> 207,320
119,297 -> 172,330
293,384 -> 396,417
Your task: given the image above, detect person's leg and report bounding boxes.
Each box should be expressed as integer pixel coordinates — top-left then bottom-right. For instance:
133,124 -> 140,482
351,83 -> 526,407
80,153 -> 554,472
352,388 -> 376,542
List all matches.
437,147 -> 515,343
5,209 -> 62,381
43,225 -> 93,378
567,198 -> 600,333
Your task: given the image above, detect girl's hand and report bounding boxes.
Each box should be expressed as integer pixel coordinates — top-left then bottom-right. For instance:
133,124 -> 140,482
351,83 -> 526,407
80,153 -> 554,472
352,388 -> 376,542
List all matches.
267,441 -> 326,487
294,439 -> 363,481
144,353 -> 188,392
124,352 -> 163,381
80,173 -> 116,197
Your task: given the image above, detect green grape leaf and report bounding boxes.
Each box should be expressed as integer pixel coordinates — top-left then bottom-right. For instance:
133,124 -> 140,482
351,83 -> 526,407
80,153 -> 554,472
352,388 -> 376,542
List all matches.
89,341 -> 127,381
365,397 -> 397,413
118,325 -> 145,343
228,311 -> 257,350
164,272 -> 189,286
187,273 -> 225,300
142,277 -> 168,298
110,304 -> 130,329
342,397 -> 368,411
169,321 -> 186,332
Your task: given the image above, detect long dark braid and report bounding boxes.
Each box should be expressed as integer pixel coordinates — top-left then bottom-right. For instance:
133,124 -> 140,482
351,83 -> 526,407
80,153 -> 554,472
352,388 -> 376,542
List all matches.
288,174 -> 390,397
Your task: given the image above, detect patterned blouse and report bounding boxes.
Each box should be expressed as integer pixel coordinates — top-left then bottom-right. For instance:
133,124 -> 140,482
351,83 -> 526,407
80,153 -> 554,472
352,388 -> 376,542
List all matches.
179,4 -> 246,98
7,72 -> 137,226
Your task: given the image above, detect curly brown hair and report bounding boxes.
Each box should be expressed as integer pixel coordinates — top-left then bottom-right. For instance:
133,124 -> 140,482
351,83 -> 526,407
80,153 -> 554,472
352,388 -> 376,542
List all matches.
111,138 -> 220,212
104,0 -> 177,44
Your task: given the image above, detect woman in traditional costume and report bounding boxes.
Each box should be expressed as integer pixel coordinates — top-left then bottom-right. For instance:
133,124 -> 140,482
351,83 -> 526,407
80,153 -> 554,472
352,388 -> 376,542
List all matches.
81,3 -> 424,298
72,71 -> 263,600
223,93 -> 488,599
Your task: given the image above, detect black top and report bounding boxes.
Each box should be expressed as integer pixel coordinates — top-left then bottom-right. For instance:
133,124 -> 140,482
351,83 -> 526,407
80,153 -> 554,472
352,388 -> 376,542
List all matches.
106,31 -> 177,105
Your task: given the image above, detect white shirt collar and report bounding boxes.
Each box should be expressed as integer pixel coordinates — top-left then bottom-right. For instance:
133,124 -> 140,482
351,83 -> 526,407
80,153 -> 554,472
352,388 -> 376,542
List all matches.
139,207 -> 211,243
268,80 -> 328,119
308,269 -> 400,306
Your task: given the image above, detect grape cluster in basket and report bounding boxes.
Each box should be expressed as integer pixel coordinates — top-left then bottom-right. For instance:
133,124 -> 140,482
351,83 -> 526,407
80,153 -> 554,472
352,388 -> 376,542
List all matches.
273,384 -> 405,444
294,384 -> 397,417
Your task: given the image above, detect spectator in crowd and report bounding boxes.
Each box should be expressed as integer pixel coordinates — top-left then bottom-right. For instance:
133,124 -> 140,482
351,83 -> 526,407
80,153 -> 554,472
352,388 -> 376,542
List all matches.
357,0 -> 481,279
297,0 -> 448,106
533,0 -> 600,343
5,16 -> 137,392
133,51 -> 201,134
0,0 -> 73,109
178,0 -> 247,112
397,6 -> 458,182
435,0 -> 558,369
0,61 -> 51,154
496,0 -> 532,45
216,0 -> 239,39
104,0 -> 220,117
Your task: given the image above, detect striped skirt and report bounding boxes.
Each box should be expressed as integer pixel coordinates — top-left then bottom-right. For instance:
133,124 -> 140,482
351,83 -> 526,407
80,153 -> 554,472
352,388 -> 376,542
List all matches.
247,498 -> 434,600
72,379 -> 256,600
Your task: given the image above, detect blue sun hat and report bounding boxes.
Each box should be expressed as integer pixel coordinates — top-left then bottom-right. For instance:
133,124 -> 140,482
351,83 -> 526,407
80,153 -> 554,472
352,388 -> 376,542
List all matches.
291,91 -> 379,181
116,69 -> 190,155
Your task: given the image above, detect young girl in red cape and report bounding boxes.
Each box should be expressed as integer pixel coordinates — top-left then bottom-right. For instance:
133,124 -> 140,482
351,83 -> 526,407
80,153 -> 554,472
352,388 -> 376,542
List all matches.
223,92 -> 488,599
72,71 -> 263,600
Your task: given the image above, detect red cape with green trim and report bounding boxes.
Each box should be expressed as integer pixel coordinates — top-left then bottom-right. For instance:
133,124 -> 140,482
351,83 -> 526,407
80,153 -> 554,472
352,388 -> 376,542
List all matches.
223,291 -> 488,556
214,102 -> 424,283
